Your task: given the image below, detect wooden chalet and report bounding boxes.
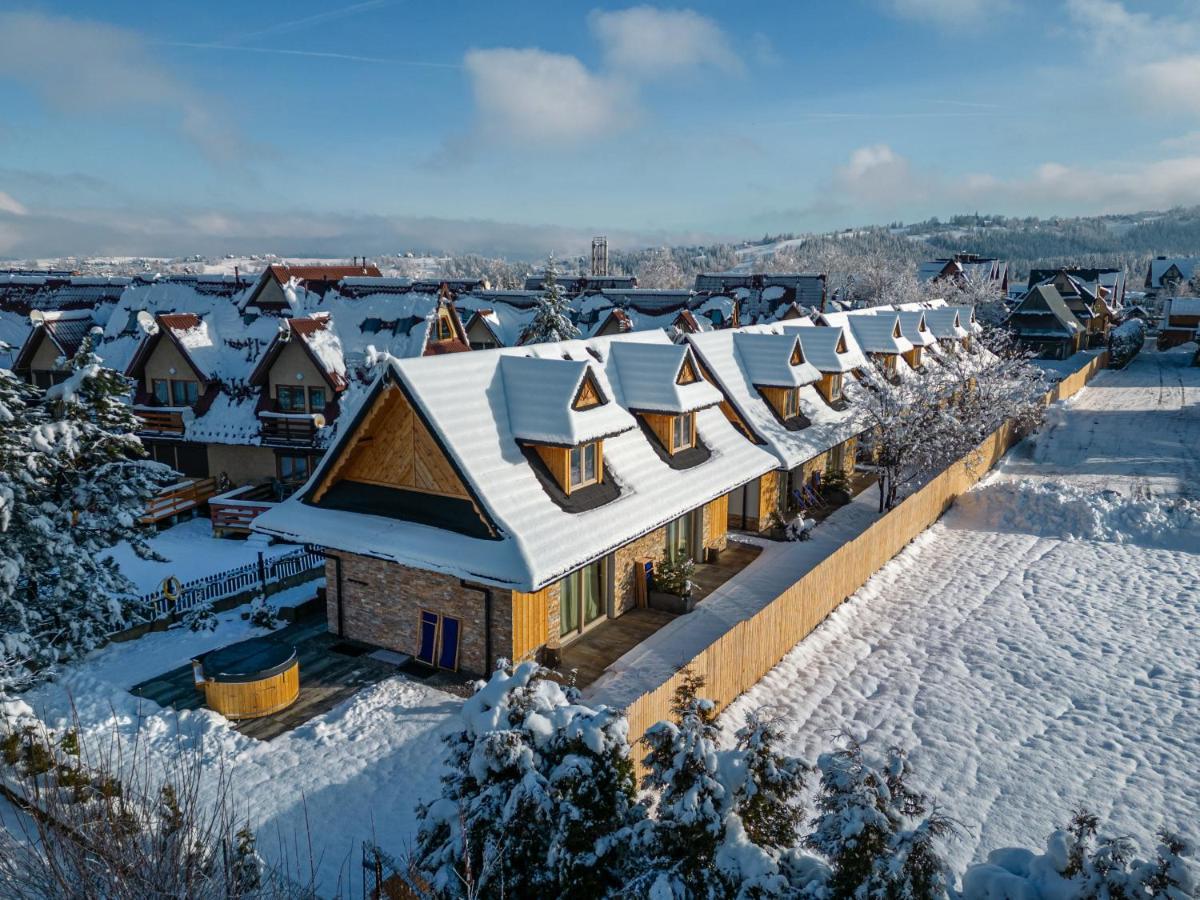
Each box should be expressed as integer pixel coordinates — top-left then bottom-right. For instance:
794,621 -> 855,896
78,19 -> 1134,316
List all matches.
917,254 -> 1009,294
1144,257 -> 1199,296
1158,297 -> 1200,350
692,273 -> 825,324
1006,285 -> 1086,359
12,310 -> 96,387
1028,270 -> 1115,348
687,324 -> 863,530
245,262 -> 382,309
822,311 -> 914,381
251,331 -> 777,675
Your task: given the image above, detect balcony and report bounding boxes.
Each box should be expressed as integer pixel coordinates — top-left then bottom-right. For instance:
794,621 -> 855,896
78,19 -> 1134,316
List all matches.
134,405 -> 188,436
140,477 -> 217,525
259,411 -> 324,447
209,482 -> 280,536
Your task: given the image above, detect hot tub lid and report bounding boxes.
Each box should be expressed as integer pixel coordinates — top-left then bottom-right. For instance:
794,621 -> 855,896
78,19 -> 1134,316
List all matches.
199,642 -> 297,683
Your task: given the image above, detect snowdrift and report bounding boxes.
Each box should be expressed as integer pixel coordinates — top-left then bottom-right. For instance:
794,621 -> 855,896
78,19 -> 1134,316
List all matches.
953,480 -> 1200,548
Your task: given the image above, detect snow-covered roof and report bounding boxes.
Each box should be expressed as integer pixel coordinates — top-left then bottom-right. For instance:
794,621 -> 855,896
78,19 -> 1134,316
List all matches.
894,310 -> 937,347
252,330 -> 778,591
500,354 -> 636,445
687,324 -> 861,471
1166,297 -> 1200,319
922,307 -> 970,341
1007,285 -> 1084,337
734,332 -> 820,387
1147,257 -> 1199,287
843,312 -> 914,355
778,321 -> 865,373
607,340 -> 723,413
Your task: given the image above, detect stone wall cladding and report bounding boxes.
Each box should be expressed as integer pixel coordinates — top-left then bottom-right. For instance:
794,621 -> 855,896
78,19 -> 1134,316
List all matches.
612,524 -> 668,614
324,551 -> 508,675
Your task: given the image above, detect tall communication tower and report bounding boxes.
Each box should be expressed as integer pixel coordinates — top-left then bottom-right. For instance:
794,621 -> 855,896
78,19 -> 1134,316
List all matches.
591,236 -> 609,277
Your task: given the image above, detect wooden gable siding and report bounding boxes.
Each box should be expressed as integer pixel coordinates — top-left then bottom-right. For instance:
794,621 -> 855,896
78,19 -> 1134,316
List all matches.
903,346 -> 923,369
818,372 -> 841,402
573,374 -> 603,410
642,412 -> 678,453
704,493 -> 729,547
314,383 -> 473,503
677,356 -> 700,384
511,587 -> 550,661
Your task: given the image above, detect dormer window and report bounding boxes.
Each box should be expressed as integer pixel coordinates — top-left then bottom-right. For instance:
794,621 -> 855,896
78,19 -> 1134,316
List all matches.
782,388 -> 800,419
436,312 -> 454,342
569,442 -> 600,490
821,373 -> 843,403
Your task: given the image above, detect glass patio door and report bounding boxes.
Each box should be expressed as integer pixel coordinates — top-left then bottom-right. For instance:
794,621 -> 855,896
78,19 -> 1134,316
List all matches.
560,560 -> 605,639
665,510 -> 695,562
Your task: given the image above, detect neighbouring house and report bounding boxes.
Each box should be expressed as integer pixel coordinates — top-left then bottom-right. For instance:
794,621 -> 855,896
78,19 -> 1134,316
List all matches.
523,274 -> 637,293
251,330 -> 777,674
921,306 -> 973,350
1027,269 -> 1115,348
244,262 -> 382,309
1144,256 -> 1199,297
892,309 -> 937,370
1006,285 -> 1086,359
0,273 -> 131,367
1158,297 -> 1200,350
12,309 -> 97,387
821,310 -> 914,381
917,253 -> 1009,294
693,273 -> 826,323
687,323 -> 862,531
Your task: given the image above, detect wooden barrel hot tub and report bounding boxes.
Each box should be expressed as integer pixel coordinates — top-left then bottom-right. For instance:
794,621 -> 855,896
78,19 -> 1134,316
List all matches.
193,643 -> 300,720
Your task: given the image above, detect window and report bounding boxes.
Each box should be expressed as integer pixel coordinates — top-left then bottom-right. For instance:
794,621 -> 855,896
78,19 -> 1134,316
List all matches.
277,385 -> 307,412
672,412 -> 695,451
569,442 -> 599,489
152,379 -> 170,404
560,560 -> 606,638
416,610 -> 461,670
437,313 -> 454,341
277,454 -> 312,483
665,510 -> 695,562
307,387 -> 326,412
827,373 -> 843,401
171,380 -> 199,406
783,388 -> 800,419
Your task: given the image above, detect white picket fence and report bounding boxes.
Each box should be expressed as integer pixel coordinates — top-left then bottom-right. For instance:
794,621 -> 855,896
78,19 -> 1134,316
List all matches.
138,548 -> 325,619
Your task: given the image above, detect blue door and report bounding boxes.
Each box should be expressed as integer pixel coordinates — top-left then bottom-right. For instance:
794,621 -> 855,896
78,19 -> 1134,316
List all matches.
417,611 -> 438,666
438,616 -> 460,671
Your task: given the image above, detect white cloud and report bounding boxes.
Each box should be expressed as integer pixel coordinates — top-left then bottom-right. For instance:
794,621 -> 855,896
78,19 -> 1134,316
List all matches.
0,191 -> 27,216
588,6 -> 740,75
884,0 -> 998,27
836,144 -> 928,205
0,11 -> 243,164
462,48 -> 634,143
1132,57 -> 1200,117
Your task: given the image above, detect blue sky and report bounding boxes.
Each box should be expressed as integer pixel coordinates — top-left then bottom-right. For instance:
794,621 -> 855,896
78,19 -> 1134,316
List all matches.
1,0 -> 1198,258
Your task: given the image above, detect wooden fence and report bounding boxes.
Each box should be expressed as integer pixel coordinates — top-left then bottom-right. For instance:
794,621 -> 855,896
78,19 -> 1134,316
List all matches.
622,351 -> 1109,745
140,476 -> 217,525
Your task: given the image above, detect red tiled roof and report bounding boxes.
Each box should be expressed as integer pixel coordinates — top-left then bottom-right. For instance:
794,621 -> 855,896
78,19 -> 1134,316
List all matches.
158,312 -> 201,331
267,264 -> 381,283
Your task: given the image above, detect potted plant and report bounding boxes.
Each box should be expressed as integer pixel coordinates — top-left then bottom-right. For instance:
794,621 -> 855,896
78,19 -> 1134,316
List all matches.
648,557 -> 697,614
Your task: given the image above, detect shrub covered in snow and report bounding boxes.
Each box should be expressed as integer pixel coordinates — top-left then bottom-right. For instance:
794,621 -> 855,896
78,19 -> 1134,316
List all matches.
183,598 -> 219,632
1110,318 -> 1146,370
653,557 -> 695,597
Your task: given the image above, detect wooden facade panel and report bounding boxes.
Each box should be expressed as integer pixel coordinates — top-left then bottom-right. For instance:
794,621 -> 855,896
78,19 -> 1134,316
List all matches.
512,588 -> 550,660
643,412 -> 674,452
534,444 -> 570,491
321,384 -> 471,501
757,471 -> 778,530
705,492 -> 729,547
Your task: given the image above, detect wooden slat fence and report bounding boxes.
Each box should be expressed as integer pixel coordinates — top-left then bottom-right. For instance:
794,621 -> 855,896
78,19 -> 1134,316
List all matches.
136,547 -> 326,619
622,351 -> 1109,745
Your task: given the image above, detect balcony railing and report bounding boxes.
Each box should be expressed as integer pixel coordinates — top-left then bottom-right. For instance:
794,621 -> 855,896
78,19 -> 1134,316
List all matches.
140,477 -> 217,525
134,406 -> 187,435
259,411 -> 324,447
209,482 -> 279,536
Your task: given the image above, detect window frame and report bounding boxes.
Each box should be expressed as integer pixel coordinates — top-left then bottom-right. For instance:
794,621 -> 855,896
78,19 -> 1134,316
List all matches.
152,378 -> 170,404
672,412 -> 695,451
436,313 -> 454,342
170,379 -> 199,406
783,388 -> 800,419
569,441 -> 599,490
276,384 -> 307,413
277,453 -> 313,483
307,386 -> 326,412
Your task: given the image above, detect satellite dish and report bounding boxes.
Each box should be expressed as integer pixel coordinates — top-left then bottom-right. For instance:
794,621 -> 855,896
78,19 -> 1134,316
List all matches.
136,310 -> 158,334
29,310 -> 45,325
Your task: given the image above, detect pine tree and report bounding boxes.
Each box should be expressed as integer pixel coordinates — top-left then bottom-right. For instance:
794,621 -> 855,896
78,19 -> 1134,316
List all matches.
733,712 -> 807,851
1139,831 -> 1196,900
0,334 -> 173,689
640,670 -> 733,899
522,255 -> 580,345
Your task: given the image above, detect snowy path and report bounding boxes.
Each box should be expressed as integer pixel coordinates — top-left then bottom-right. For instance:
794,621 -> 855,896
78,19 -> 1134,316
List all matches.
720,348 -> 1200,869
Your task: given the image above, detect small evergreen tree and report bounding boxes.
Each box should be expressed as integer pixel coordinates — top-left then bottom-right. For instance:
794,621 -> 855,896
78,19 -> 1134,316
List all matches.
733,712 -> 807,851
522,255 -> 580,344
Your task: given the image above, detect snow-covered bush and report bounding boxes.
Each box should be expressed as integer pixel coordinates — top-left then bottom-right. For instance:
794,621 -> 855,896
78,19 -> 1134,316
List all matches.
785,517 -> 816,541
183,599 -> 218,633
246,595 -> 279,630
1110,318 -> 1146,369
962,809 -> 1196,900
654,557 -> 695,597
411,661 -> 640,899
0,336 -> 174,691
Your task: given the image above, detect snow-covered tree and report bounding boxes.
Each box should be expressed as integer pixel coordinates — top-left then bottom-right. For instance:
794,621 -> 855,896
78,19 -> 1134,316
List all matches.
0,334 -> 173,690
412,662 -> 639,899
732,712 -> 807,851
636,247 -> 687,289
522,256 -> 580,344
807,741 -> 957,900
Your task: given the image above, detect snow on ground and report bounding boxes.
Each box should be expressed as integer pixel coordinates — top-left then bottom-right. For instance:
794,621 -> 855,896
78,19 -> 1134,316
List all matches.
104,517 -> 301,593
6,581 -> 459,895
720,347 -> 1200,870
